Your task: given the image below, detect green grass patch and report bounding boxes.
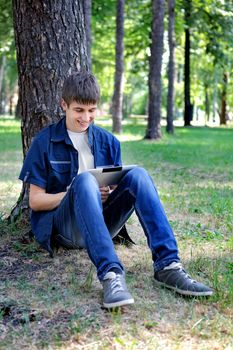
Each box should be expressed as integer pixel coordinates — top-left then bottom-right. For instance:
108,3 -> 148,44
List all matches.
0,117 -> 22,214
0,117 -> 232,349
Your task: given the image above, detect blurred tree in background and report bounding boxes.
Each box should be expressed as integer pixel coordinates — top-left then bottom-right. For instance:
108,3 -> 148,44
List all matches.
112,0 -> 125,134
183,0 -> 193,126
0,0 -> 17,116
0,0 -> 233,134
145,0 -> 165,139
166,0 -> 176,134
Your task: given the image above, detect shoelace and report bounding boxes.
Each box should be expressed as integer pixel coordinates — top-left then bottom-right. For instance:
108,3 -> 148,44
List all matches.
180,268 -> 197,284
108,275 -> 125,294
165,262 -> 197,284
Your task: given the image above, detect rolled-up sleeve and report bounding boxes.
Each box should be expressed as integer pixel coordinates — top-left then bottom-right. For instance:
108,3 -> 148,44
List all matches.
19,136 -> 48,189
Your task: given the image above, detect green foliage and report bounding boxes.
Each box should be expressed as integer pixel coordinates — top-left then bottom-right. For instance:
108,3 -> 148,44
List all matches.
1,0 -> 233,122
92,0 -> 151,113
92,0 -> 116,102
0,0 -> 14,52
170,0 -> 233,121
0,0 -> 17,113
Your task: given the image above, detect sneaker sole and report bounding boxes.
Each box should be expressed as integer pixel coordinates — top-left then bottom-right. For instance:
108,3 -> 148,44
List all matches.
154,280 -> 214,297
103,298 -> 134,309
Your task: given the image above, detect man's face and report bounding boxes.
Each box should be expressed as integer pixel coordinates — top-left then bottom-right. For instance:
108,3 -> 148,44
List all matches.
61,99 -> 97,132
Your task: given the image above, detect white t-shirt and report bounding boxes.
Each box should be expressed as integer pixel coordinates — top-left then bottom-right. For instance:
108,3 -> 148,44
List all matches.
67,129 -> 94,173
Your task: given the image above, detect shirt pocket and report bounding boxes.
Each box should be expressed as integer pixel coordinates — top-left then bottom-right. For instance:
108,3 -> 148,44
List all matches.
48,160 -> 71,192
50,160 -> 71,173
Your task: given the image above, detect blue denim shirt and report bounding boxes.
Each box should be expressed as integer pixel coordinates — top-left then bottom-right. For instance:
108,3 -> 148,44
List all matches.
19,117 -> 122,256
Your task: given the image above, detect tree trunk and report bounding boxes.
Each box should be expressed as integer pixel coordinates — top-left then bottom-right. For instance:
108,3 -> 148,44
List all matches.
112,0 -> 125,134
9,96 -> 13,116
166,0 -> 175,134
145,0 -> 165,139
0,55 -> 6,99
220,72 -> 227,125
0,55 -> 6,114
15,98 -> 21,119
11,0 -> 88,222
183,0 -> 193,126
204,83 -> 210,126
212,68 -> 218,123
84,0 -> 92,70
0,89 -> 4,114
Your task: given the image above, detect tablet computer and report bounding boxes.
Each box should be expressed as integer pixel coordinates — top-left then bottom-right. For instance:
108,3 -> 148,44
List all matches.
86,165 -> 138,187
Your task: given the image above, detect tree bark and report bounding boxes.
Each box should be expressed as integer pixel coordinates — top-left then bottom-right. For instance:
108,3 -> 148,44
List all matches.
9,96 -> 13,115
84,0 -> 92,70
11,0 -> 88,222
183,0 -> 193,126
145,0 -> 165,139
204,83 -> 210,125
0,55 -> 6,99
212,68 -> 218,123
220,72 -> 227,125
15,98 -> 21,119
112,0 -> 125,134
166,0 -> 175,134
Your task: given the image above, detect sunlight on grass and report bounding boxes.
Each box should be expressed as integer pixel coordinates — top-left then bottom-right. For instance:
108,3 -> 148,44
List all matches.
0,182 -> 21,215
0,118 -> 21,133
117,133 -> 143,142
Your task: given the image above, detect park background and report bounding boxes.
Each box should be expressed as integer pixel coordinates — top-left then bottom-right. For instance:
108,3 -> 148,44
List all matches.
0,1 -> 233,349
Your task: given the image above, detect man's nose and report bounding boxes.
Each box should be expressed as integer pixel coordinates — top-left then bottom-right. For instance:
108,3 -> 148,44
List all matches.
82,112 -> 91,121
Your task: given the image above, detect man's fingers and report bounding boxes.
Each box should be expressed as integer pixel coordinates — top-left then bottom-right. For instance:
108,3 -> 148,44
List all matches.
100,186 -> 111,203
100,186 -> 110,193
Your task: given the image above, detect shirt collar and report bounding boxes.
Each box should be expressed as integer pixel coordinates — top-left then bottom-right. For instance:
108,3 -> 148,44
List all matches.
50,116 -> 94,147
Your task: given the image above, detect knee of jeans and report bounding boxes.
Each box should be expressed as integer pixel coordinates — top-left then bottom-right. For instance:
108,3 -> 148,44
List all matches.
72,172 -> 99,192
126,166 -> 149,185
126,166 -> 157,190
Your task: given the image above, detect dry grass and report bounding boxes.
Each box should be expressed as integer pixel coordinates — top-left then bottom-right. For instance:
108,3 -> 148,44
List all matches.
0,224 -> 232,350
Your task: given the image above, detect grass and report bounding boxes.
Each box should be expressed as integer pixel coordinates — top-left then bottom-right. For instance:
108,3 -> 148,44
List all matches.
0,118 -> 22,216
0,116 -> 233,349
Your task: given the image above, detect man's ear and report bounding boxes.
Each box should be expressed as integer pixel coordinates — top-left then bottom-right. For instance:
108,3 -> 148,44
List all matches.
61,99 -> 67,111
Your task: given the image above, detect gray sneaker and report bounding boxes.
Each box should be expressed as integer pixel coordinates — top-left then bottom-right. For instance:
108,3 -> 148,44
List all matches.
101,271 -> 134,308
154,262 -> 214,297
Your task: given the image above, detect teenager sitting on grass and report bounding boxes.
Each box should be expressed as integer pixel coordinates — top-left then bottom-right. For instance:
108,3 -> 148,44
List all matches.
19,72 -> 213,308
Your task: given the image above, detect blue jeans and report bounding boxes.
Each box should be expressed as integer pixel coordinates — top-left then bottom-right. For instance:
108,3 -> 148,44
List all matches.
53,167 -> 180,280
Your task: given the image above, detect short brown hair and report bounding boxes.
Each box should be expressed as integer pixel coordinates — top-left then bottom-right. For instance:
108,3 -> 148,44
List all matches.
62,72 -> 100,106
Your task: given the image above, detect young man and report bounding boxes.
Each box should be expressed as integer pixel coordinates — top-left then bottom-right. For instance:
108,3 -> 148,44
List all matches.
19,72 -> 213,308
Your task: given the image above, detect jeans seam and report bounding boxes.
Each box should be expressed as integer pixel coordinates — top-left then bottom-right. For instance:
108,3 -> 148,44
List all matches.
105,186 -> 152,249
134,204 -> 152,248
75,188 -> 123,279
75,198 -> 99,263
